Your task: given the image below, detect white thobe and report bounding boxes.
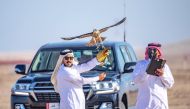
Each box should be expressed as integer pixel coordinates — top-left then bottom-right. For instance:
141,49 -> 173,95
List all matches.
56,58 -> 100,109
132,60 -> 174,109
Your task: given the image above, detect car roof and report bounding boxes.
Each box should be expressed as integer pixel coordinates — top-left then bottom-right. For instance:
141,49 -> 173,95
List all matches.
40,41 -> 130,50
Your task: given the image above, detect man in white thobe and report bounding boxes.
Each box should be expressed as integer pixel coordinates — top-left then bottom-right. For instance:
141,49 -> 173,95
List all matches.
132,43 -> 174,109
51,49 -> 108,109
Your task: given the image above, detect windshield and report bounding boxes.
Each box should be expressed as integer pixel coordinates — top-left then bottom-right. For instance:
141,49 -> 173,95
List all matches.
30,48 -> 115,73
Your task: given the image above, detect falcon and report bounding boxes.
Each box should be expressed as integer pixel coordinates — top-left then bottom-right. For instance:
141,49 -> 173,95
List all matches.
61,17 -> 126,48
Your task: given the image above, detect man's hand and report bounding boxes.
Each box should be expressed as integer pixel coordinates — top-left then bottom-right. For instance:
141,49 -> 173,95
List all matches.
155,68 -> 164,76
99,72 -> 106,81
96,48 -> 109,62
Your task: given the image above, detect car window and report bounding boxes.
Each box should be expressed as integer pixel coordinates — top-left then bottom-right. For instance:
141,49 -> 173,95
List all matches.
75,50 -> 94,63
120,46 -> 132,62
74,49 -> 115,71
31,51 -> 60,72
127,46 -> 137,61
30,48 -> 115,73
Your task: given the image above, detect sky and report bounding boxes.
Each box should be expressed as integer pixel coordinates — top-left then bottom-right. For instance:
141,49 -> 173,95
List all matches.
0,0 -> 190,52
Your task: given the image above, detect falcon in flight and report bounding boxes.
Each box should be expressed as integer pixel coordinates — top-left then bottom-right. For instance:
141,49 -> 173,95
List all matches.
61,17 -> 126,47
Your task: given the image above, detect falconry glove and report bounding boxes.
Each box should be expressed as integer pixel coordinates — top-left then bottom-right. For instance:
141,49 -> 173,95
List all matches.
96,48 -> 109,62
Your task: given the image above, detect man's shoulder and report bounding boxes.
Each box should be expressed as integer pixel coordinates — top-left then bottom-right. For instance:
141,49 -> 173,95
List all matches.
134,60 -> 150,68
164,63 -> 170,70
137,59 -> 148,64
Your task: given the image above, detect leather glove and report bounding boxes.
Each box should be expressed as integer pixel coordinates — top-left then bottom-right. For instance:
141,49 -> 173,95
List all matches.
99,72 -> 106,81
96,48 -> 109,62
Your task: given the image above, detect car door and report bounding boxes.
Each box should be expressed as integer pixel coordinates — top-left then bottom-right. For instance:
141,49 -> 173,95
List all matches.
119,45 -> 138,108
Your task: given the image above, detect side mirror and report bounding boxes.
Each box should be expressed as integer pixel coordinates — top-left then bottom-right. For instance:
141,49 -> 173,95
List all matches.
123,62 -> 136,73
15,64 -> 26,75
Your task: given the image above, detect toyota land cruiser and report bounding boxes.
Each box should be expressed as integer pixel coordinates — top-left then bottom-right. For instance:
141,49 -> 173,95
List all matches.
11,41 -> 137,109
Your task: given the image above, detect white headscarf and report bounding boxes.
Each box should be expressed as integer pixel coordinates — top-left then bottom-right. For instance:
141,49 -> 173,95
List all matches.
51,55 -> 64,92
51,49 -> 75,92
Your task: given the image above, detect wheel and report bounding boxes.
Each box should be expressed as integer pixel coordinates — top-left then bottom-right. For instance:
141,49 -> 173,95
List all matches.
121,94 -> 128,109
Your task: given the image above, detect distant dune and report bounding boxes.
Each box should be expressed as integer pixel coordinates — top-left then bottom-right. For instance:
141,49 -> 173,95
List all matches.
163,39 -> 190,70
0,51 -> 35,65
163,39 -> 190,56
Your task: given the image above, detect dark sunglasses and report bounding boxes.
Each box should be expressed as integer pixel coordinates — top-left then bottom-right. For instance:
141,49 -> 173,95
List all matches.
64,56 -> 74,60
148,48 -> 157,52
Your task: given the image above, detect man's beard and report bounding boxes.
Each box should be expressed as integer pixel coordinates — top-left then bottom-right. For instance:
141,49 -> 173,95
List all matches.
64,61 -> 73,67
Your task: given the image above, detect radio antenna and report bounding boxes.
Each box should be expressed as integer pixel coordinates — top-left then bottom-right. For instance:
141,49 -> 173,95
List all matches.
123,0 -> 126,42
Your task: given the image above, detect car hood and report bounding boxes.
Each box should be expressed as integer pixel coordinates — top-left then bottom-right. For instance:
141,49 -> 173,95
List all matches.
17,71 -> 119,83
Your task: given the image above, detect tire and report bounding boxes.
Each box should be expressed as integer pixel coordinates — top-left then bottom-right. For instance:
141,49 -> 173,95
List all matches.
121,94 -> 128,109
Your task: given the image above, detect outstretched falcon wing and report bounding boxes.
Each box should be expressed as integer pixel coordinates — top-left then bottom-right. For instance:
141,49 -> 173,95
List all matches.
61,17 -> 126,40
99,17 -> 126,33
61,32 -> 93,40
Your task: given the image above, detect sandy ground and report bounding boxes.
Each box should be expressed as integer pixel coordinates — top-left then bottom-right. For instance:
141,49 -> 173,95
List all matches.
168,69 -> 190,109
0,65 -> 22,109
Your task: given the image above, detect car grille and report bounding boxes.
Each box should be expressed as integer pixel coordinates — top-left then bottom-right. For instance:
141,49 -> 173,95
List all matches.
33,82 -> 91,102
34,82 -> 54,90
35,92 -> 60,102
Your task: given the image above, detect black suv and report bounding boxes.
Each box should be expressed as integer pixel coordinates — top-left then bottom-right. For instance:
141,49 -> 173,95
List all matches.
11,41 -> 137,109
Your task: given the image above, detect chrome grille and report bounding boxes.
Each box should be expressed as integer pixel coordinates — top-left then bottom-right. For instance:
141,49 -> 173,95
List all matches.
33,82 -> 91,102
34,82 -> 54,90
35,92 -> 60,102
34,82 -> 59,102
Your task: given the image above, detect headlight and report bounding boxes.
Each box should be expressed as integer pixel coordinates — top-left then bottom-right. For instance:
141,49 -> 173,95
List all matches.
15,84 -> 31,90
91,81 -> 120,94
11,84 -> 31,96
